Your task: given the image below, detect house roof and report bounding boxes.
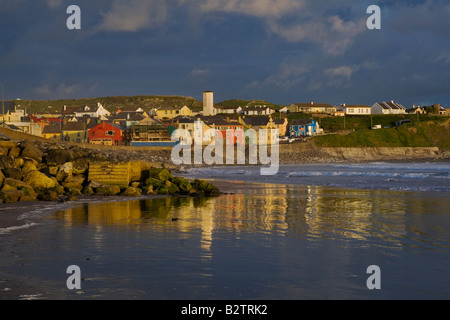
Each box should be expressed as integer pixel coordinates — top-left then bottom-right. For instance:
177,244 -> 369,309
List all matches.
272,118 -> 286,125
374,101 -> 405,110
158,105 -> 189,111
77,105 -> 100,113
62,121 -> 86,131
241,116 -> 271,126
90,121 -> 125,131
113,112 -> 146,121
242,106 -> 271,112
42,123 -> 62,134
61,106 -> 80,115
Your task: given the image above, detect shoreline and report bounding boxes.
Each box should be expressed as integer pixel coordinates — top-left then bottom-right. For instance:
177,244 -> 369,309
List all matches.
1,165 -> 449,300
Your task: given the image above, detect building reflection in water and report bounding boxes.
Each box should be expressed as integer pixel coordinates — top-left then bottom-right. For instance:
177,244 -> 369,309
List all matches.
54,182 -> 436,257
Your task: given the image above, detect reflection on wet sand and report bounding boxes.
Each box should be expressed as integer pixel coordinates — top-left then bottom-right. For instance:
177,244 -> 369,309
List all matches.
54,183 -> 450,253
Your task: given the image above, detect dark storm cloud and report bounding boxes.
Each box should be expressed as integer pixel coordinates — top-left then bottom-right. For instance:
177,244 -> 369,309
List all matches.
0,0 -> 448,107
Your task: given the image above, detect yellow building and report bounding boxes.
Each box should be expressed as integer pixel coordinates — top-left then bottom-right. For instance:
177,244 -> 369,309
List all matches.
239,115 -> 287,144
62,121 -> 87,143
42,123 -> 62,140
156,106 -> 192,120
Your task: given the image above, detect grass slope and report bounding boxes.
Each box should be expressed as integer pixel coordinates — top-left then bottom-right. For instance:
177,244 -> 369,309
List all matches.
313,119 -> 450,149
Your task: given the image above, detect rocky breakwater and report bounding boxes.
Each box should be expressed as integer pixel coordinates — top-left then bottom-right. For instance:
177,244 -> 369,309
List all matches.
0,140 -> 220,204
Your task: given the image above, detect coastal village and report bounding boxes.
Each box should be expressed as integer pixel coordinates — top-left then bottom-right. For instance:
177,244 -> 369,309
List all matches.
1,91 -> 449,147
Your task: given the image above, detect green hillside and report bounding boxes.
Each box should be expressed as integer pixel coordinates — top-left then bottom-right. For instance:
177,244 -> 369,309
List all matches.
216,99 -> 285,110
13,95 -> 204,114
313,118 -> 450,149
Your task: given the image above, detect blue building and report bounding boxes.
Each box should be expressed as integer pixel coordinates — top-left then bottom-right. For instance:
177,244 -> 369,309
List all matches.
289,119 -> 318,137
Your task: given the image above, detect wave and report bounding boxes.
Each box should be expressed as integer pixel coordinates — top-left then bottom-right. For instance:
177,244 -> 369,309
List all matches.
0,222 -> 40,235
286,170 -> 433,179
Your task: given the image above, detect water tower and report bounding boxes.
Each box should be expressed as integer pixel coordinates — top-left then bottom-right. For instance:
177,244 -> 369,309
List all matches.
203,90 -> 215,116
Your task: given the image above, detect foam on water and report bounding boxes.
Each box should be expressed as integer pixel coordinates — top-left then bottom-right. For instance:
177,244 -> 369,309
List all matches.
182,162 -> 450,192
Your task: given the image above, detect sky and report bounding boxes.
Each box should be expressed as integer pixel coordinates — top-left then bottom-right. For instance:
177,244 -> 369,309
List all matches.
0,0 -> 449,107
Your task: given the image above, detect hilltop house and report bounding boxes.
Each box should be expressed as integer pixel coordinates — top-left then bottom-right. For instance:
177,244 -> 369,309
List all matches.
343,105 -> 372,115
289,119 -> 320,137
288,102 -> 337,115
156,106 -> 192,120
371,101 -> 406,115
406,105 -> 425,115
88,122 -> 125,145
75,103 -> 111,119
241,105 -> 274,116
214,105 -> 243,114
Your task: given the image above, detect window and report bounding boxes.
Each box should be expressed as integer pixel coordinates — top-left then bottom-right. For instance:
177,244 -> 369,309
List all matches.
106,130 -> 115,136
92,131 -> 95,136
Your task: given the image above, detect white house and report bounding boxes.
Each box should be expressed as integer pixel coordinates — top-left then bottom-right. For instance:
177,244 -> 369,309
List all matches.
214,105 -> 243,114
75,102 -> 111,119
343,105 -> 372,115
241,105 -> 275,116
371,101 -> 406,115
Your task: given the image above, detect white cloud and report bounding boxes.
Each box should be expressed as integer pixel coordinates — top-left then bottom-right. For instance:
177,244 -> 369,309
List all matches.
191,68 -> 210,76
33,83 -> 81,99
96,0 -> 168,32
197,0 -> 306,18
325,65 -> 357,81
268,15 -> 366,55
45,0 -> 63,8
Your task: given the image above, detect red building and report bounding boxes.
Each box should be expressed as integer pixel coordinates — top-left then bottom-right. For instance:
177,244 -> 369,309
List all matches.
88,122 -> 125,145
212,119 -> 244,145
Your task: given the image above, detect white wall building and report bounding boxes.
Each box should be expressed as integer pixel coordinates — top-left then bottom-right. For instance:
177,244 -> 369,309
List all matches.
371,101 -> 406,114
343,105 -> 372,115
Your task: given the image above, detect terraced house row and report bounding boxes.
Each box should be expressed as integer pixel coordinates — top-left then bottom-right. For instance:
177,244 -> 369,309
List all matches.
0,93 -> 447,146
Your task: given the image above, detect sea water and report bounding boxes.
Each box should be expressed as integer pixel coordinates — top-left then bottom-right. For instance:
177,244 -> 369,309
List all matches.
0,162 -> 449,300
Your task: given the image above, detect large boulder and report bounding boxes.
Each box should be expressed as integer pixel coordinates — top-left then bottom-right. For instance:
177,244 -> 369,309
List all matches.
2,178 -> 33,189
24,171 -> 57,189
21,161 -> 38,175
8,147 -> 21,158
192,179 -> 221,197
0,145 -> 9,156
45,149 -> 74,166
147,168 -> 172,182
56,162 -> 73,182
0,190 -> 23,203
95,185 -> 121,196
165,181 -> 180,195
21,142 -> 43,163
171,177 -> 192,195
0,155 -> 14,169
72,158 -> 89,175
120,187 -> 142,197
2,167 -> 23,181
62,174 -> 85,191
